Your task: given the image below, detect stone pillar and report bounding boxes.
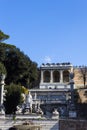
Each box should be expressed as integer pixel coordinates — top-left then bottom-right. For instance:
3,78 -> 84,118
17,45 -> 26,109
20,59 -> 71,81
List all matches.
34,92 -> 37,100
69,72 -> 74,104
71,66 -> 73,73
34,92 -> 37,111
0,74 -> 5,115
41,70 -> 44,83
50,70 -> 53,83
60,70 -> 63,83
68,72 -> 77,118
0,84 -> 4,105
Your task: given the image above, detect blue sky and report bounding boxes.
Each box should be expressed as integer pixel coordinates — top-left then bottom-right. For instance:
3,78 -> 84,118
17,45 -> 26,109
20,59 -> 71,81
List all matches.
0,0 -> 87,66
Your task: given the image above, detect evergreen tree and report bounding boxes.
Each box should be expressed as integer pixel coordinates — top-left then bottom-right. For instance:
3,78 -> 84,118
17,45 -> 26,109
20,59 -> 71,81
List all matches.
0,30 -> 39,88
4,83 -> 23,114
0,30 -> 9,43
0,62 -> 6,74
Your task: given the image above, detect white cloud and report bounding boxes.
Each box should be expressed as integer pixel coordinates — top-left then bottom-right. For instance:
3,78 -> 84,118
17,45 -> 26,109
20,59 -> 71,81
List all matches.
44,56 -> 52,63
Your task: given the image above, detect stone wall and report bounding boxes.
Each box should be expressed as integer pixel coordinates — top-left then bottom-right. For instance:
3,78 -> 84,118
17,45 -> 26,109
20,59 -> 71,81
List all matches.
74,68 -> 87,88
59,119 -> 87,130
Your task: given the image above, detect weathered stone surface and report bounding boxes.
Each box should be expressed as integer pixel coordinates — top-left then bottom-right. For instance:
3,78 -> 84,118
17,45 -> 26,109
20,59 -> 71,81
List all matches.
74,68 -> 87,88
59,119 -> 87,130
0,119 -> 59,130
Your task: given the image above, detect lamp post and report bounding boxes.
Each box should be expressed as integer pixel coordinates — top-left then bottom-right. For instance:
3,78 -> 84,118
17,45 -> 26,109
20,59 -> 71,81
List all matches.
0,74 -> 5,115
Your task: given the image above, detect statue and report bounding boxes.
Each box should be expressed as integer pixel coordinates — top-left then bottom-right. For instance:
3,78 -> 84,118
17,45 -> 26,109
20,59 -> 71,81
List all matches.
52,108 -> 59,119
22,91 -> 33,114
52,108 -> 59,116
36,103 -> 43,115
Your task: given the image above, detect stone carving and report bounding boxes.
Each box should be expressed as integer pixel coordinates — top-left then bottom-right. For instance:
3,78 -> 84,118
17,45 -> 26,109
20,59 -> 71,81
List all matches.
52,108 -> 59,119
16,91 -> 33,114
16,91 -> 43,116
22,91 -> 33,114
52,108 -> 59,116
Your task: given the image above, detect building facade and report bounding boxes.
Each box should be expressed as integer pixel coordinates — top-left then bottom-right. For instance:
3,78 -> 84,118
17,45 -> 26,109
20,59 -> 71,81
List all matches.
40,63 -> 73,89
30,63 -> 74,117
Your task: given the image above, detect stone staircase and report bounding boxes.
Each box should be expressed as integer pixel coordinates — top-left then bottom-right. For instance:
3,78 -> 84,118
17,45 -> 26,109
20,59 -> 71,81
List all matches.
0,119 -> 59,130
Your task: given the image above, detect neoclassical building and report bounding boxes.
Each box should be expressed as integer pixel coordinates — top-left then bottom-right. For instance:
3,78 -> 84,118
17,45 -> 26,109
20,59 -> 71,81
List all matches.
40,63 -> 74,89
30,63 -> 74,117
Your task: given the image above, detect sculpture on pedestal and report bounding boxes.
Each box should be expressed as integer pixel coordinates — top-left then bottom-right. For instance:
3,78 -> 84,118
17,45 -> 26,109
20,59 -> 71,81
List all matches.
16,90 -> 43,116
22,91 -> 33,114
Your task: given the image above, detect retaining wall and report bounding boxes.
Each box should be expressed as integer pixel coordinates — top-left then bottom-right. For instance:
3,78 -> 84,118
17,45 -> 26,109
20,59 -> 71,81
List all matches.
59,119 -> 87,130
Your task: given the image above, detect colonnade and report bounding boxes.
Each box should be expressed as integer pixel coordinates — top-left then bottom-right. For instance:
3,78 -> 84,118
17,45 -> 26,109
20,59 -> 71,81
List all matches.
40,70 -> 70,84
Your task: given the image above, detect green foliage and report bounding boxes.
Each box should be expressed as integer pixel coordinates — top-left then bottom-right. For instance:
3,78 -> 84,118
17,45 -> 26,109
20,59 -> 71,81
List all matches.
0,30 -> 40,114
0,30 -> 9,43
0,42 -> 39,88
0,30 -> 39,88
4,83 -> 23,114
0,62 -> 6,74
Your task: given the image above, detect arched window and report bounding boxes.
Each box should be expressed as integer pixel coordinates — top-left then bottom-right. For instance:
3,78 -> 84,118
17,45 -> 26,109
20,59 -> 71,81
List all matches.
43,71 -> 50,82
63,70 -> 69,82
53,71 -> 60,82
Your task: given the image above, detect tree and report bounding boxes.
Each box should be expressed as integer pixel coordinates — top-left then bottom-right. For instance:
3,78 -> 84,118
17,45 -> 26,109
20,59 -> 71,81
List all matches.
0,43 -> 38,87
3,48 -> 38,88
0,62 -> 6,74
0,30 -> 39,88
4,83 -> 23,114
0,30 -> 9,43
79,66 -> 87,88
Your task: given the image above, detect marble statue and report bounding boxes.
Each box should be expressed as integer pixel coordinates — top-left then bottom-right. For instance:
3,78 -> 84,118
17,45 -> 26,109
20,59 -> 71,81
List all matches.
22,91 -> 33,114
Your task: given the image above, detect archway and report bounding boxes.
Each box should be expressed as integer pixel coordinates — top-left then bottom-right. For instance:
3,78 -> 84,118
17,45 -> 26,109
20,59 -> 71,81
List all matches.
43,71 -> 50,82
53,71 -> 60,82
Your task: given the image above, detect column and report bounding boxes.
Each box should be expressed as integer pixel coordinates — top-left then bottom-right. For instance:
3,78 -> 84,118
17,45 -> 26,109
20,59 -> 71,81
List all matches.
70,72 -> 74,104
71,66 -> 73,73
0,74 -> 5,115
41,70 -> 44,83
34,92 -> 37,100
60,70 -> 63,83
0,74 -> 5,105
50,70 -> 53,83
0,84 -> 4,105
